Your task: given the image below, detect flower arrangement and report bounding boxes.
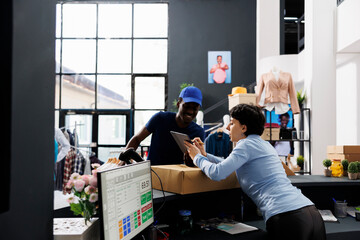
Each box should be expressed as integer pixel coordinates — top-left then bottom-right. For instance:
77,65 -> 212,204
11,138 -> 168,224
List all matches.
66,163 -> 100,225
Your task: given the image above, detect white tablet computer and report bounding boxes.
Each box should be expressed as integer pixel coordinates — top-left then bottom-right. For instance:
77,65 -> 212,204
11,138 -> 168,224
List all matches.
170,131 -> 191,153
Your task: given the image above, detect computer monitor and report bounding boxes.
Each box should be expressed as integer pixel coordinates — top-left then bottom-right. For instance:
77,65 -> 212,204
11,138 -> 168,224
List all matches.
98,161 -> 154,240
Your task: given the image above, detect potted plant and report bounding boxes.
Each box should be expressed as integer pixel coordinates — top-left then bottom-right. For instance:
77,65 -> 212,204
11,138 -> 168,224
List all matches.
297,89 -> 306,109
296,155 -> 304,170
355,161 -> 360,179
348,162 -> 358,180
341,159 -> 349,177
172,82 -> 194,111
323,159 -> 332,177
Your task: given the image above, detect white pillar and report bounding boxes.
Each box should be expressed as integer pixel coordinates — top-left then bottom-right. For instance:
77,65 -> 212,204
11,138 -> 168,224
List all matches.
256,0 -> 280,80
304,0 -> 337,174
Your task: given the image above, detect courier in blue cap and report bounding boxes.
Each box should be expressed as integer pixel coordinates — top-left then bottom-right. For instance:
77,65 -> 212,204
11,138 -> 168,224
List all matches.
125,86 -> 205,166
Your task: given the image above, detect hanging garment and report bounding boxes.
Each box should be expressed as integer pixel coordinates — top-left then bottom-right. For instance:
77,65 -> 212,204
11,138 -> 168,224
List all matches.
73,151 -> 86,175
62,148 -> 76,194
204,130 -> 232,158
256,71 -> 300,114
54,158 -> 65,191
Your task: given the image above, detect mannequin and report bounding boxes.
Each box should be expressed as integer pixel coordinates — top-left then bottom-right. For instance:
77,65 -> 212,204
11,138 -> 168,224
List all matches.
256,67 -> 300,114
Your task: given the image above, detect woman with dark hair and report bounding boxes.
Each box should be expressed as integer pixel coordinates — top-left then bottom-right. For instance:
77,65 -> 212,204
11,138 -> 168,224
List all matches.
185,104 -> 325,240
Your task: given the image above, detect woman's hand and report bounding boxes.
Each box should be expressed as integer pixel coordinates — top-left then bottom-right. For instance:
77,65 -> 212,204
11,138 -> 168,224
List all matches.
184,141 -> 201,160
191,137 -> 206,156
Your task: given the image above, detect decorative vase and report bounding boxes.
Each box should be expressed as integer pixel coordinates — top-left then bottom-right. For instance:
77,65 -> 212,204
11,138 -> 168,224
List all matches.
348,172 -> 358,180
330,159 -> 343,177
343,170 -> 348,177
324,169 -> 332,177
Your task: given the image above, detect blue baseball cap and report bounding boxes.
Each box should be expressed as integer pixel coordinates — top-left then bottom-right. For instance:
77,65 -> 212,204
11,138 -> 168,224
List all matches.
179,86 -> 202,106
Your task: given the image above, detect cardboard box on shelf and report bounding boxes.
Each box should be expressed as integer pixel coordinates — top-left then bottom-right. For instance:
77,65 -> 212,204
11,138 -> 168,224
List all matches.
151,164 -> 240,195
228,93 -> 257,110
261,128 -> 280,141
326,153 -> 360,163
327,145 -> 360,154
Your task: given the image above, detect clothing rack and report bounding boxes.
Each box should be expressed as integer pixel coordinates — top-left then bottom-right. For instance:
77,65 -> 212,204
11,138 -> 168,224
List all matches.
71,145 -> 96,157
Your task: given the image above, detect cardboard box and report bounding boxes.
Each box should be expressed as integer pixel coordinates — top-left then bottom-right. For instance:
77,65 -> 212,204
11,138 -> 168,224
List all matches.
228,93 -> 257,110
151,164 -> 240,194
326,153 -> 360,163
261,128 -> 280,141
54,218 -> 100,240
327,145 -> 360,154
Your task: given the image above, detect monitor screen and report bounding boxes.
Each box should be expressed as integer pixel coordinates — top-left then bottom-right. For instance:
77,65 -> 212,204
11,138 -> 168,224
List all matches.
98,161 -> 154,240
265,107 -> 294,128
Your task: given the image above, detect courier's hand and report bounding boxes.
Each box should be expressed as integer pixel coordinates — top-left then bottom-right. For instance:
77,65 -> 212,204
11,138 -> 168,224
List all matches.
184,141 -> 201,161
191,137 -> 206,157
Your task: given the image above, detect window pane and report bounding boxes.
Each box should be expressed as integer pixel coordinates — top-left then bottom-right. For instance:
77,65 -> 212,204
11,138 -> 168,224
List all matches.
61,75 -> 95,109
135,77 -> 165,109
62,40 -> 96,73
56,4 -> 61,38
62,4 -> 96,38
98,115 -> 127,145
134,110 -> 158,146
98,4 -> 132,38
97,75 -> 131,109
56,39 -> 60,73
65,114 -> 93,145
98,147 -> 126,163
97,40 -> 132,73
134,4 -> 168,37
55,75 -> 60,109
133,40 -> 168,73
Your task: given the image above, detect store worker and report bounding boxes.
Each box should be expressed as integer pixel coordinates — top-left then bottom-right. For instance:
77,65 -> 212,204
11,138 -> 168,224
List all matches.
126,86 -> 205,166
185,104 -> 325,240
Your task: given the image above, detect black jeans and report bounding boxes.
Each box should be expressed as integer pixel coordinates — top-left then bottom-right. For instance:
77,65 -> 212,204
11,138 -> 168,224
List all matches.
266,205 -> 326,240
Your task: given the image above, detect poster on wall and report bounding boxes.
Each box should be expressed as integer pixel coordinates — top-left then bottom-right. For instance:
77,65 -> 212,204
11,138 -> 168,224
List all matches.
208,51 -> 231,84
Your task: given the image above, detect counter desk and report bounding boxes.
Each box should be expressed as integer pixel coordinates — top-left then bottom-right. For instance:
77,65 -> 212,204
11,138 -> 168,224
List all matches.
54,175 -> 360,239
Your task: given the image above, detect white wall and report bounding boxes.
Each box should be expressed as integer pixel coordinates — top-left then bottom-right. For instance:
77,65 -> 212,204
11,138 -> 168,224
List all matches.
256,0 -> 280,81
336,55 -> 360,145
337,0 -> 360,52
304,0 -> 337,174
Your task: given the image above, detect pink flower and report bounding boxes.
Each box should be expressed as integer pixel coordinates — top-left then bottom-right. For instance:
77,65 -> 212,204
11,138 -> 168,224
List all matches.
89,193 -> 98,203
92,169 -> 98,177
66,180 -> 74,189
81,175 -> 90,185
70,173 -> 80,181
84,185 -> 97,195
91,163 -> 100,169
67,196 -> 75,204
74,179 -> 86,192
89,176 -> 97,188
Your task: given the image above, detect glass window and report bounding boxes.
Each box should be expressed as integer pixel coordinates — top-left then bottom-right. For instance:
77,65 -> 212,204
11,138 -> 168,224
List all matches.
135,77 -> 165,109
134,4 -> 168,38
134,110 -> 158,146
61,75 -> 95,109
65,114 -> 93,146
97,75 -> 131,109
133,40 -> 168,73
98,115 -> 127,145
97,40 -> 132,73
98,147 -> 126,163
62,4 -> 96,38
56,5 -> 61,39
55,39 -> 61,73
55,75 -> 60,109
62,40 -> 96,74
98,4 -> 132,38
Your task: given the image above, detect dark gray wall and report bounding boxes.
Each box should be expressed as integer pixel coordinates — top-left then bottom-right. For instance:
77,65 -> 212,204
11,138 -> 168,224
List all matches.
0,0 -> 56,239
168,0 -> 256,123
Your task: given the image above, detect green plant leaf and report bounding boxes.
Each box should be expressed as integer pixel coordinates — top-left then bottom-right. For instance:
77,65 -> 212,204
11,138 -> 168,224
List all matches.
70,203 -> 83,216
